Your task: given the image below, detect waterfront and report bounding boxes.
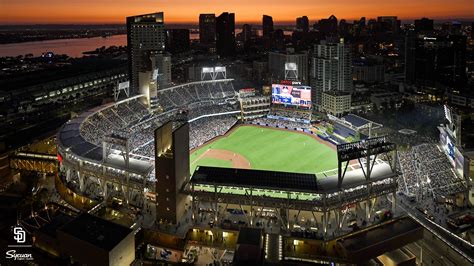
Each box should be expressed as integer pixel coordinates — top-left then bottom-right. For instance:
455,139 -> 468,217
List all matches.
0,29 -> 295,58
0,34 -> 127,58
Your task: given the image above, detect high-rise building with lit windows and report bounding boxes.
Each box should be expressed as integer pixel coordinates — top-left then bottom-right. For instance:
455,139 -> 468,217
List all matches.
199,14 -> 216,46
127,12 -> 166,93
310,38 -> 352,110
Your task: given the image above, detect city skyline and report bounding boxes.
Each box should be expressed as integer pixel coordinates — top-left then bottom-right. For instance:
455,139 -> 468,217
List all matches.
1,0 -> 474,24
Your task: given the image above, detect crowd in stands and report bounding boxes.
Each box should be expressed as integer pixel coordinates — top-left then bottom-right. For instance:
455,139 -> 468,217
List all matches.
156,81 -> 236,111
80,81 -> 239,159
333,123 -> 357,139
251,117 -> 311,130
130,105 -> 239,157
81,98 -> 150,145
189,115 -> 238,150
188,104 -> 238,120
268,108 -> 312,121
398,143 -> 466,198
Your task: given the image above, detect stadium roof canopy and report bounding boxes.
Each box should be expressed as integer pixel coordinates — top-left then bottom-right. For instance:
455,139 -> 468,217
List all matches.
191,163 -> 396,194
191,166 -> 319,193
329,113 -> 383,131
318,163 -> 396,193
343,114 -> 373,128
57,95 -> 154,176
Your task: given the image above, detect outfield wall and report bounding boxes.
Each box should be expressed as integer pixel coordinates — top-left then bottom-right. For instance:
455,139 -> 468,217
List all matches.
247,120 -> 340,146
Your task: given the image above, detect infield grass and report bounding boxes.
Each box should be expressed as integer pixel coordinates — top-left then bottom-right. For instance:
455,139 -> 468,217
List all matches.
190,125 -> 337,175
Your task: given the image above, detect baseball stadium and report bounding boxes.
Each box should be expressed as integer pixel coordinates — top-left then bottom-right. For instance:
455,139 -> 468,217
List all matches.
56,76 -> 348,206
52,67 -> 470,263
56,69 -> 402,230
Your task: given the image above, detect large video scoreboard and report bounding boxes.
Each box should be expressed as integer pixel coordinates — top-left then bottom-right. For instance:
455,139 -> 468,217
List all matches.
271,81 -> 311,108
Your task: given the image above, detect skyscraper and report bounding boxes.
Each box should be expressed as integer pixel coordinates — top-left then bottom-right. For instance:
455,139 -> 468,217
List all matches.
127,12 -> 166,92
310,39 -> 353,110
296,16 -> 309,32
404,30 -> 417,83
166,29 -> 190,54
318,15 -> 338,36
199,14 -> 216,46
263,15 -> 274,39
242,24 -> 252,50
405,34 -> 467,87
414,17 -> 434,33
153,52 -> 172,87
377,16 -> 400,34
263,15 -> 274,49
273,29 -> 285,50
216,12 -> 236,56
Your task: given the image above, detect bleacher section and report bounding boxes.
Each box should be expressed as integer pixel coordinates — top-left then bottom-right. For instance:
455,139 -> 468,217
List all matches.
68,80 -> 240,161
327,113 -> 382,143
333,123 -> 357,139
398,144 -> 467,198
156,80 -> 237,111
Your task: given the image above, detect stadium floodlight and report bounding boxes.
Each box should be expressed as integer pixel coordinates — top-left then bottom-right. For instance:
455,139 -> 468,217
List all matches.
118,81 -> 130,90
201,67 -> 215,81
336,136 -> 397,188
114,81 -> 130,101
284,63 -> 298,80
202,67 -> 214,73
285,63 -> 297,71
213,66 -> 227,80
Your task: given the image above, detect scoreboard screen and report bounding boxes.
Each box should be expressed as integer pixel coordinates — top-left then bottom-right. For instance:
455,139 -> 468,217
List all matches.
271,84 -> 311,107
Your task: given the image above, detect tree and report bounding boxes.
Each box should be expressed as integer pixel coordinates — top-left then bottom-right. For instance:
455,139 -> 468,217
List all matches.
326,124 -> 334,134
355,131 -> 361,141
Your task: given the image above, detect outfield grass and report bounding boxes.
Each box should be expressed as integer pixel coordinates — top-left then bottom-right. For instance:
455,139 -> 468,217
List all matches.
190,157 -> 233,171
190,125 -> 337,175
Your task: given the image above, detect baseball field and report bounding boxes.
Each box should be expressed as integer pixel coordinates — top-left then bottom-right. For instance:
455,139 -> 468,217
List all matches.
190,125 -> 338,175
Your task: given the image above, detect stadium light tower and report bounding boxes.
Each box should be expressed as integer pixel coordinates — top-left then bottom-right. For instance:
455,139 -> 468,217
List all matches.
201,66 -> 227,81
213,66 -> 227,79
336,137 -> 398,220
285,62 -> 298,80
201,67 -> 214,80
336,136 -> 397,186
102,132 -> 131,203
114,81 -> 130,102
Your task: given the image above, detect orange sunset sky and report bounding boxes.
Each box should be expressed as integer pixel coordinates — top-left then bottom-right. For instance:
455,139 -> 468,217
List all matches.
1,0 -> 473,24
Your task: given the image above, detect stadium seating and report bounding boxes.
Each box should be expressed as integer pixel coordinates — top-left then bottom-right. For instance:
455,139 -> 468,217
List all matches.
333,123 -> 356,138
398,144 -> 466,198
78,80 -> 239,159
156,81 -> 236,111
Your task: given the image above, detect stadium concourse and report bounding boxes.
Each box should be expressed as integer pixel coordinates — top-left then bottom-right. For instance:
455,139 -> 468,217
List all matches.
54,78 -> 469,261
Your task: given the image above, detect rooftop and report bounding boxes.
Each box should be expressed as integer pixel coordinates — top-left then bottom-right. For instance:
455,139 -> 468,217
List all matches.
58,213 -> 132,251
237,227 -> 263,246
191,166 -> 319,193
342,114 -> 372,128
38,212 -> 75,238
323,90 -> 351,96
